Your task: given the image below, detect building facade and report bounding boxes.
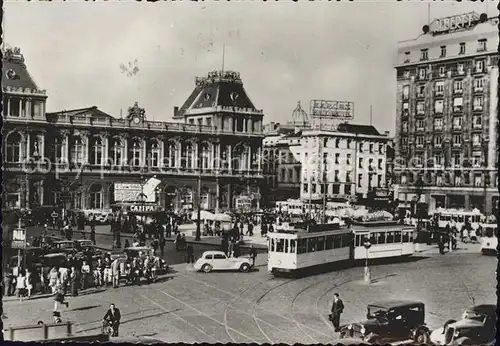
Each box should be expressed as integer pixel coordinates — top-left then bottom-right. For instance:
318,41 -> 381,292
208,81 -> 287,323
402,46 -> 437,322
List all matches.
394,12 -> 499,214
291,124 -> 390,204
2,48 -> 265,213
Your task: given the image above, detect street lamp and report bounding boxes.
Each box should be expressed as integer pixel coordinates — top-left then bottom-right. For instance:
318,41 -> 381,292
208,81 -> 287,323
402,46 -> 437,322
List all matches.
363,240 -> 371,284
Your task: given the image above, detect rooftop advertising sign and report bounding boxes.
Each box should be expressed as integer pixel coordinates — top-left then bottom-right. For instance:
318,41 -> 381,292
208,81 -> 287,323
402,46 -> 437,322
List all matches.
429,12 -> 480,35
309,100 -> 354,120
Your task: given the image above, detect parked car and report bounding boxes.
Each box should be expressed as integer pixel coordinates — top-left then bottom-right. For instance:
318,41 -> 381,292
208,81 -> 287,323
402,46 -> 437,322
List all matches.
339,300 -> 430,344
74,240 -> 102,258
40,253 -> 68,270
194,251 -> 252,273
123,246 -> 169,274
429,304 -> 496,346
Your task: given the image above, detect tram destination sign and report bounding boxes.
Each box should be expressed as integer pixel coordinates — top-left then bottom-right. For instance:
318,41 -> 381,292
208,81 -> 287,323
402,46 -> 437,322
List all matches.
429,12 -> 480,35
309,100 -> 354,120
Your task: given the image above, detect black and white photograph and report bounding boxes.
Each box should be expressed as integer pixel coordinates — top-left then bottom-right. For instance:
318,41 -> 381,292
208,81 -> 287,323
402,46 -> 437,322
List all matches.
1,1 -> 498,344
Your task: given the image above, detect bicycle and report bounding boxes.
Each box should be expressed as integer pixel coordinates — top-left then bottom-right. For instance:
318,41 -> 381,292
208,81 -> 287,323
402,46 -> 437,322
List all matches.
101,319 -> 115,336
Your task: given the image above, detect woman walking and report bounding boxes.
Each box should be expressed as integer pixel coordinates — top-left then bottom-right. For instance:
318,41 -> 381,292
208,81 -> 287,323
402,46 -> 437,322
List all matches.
16,270 -> 26,302
25,269 -> 33,298
53,280 -> 69,311
48,267 -> 59,294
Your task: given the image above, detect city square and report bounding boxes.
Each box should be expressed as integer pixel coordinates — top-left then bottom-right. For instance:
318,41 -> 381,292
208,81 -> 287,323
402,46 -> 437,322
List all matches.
2,1 -> 498,344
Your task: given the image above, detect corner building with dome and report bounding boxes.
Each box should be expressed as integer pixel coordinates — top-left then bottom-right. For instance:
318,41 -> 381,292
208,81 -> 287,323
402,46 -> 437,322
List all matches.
2,47 -> 265,214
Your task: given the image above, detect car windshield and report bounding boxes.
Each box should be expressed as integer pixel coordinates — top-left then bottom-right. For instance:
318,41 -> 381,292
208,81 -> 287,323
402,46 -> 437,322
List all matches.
80,241 -> 92,247
463,310 -> 487,324
367,307 -> 388,320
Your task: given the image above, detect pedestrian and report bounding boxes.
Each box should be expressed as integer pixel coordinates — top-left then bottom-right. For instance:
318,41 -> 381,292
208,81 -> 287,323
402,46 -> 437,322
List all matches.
48,267 -> 59,293
186,245 -> 194,264
233,242 -> 241,258
59,265 -> 69,295
159,238 -> 165,256
95,258 -> 104,287
111,257 -> 120,288
249,245 -> 257,267
261,223 -> 268,237
330,293 -> 344,332
3,267 -> 14,297
166,222 -> 172,238
81,260 -> 90,290
25,268 -> 33,298
221,237 -> 229,256
16,270 -> 26,301
124,239 -> 130,249
438,235 -> 445,255
70,267 -> 78,297
151,238 -> 158,255
53,280 -> 69,311
90,227 -> 96,246
103,257 -> 112,287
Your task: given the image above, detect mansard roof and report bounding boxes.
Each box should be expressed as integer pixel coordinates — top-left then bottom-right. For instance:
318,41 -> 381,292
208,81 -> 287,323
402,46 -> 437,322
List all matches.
175,70 -> 263,118
2,47 -> 41,91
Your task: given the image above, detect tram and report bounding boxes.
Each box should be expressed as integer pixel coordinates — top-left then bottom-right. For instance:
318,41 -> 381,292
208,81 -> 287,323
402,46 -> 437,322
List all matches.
268,223 -> 415,275
432,209 -> 483,230
479,223 -> 498,255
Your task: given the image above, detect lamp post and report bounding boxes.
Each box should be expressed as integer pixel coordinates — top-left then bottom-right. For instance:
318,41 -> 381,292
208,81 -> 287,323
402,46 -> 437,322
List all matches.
363,240 -> 371,284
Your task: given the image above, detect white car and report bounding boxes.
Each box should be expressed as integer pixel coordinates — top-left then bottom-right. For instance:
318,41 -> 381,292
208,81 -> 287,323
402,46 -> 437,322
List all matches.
194,251 -> 252,273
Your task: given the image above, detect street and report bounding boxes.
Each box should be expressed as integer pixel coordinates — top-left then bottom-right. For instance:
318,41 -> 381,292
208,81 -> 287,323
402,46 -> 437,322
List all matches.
3,252 -> 496,343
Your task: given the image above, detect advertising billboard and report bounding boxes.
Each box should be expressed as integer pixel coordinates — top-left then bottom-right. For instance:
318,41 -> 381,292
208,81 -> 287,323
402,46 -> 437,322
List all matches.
114,177 -> 161,203
309,100 -> 354,120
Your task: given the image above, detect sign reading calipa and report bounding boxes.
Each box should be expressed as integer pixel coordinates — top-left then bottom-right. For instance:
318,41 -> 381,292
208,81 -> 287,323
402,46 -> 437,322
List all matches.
309,100 -> 354,120
429,12 -> 480,35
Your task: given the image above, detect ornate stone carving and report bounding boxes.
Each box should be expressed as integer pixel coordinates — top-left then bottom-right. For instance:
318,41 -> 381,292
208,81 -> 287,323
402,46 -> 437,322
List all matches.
127,102 -> 146,120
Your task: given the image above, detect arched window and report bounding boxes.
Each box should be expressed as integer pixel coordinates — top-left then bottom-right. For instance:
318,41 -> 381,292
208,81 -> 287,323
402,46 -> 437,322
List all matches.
168,142 -> 177,168
132,139 -> 142,166
201,143 -> 210,169
71,191 -> 82,209
71,136 -> 84,164
150,140 -> 160,167
6,132 -> 22,163
54,137 -> 63,162
111,139 -> 122,166
92,137 -> 104,165
89,184 -> 103,209
185,143 -> 193,169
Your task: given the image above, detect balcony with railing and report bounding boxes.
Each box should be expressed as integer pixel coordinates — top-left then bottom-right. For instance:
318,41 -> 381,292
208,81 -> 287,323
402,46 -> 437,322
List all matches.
453,106 -> 463,113
473,104 -> 483,111
473,122 -> 482,130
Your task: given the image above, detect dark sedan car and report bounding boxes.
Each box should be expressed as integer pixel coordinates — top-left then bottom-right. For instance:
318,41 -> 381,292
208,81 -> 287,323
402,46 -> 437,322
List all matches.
340,300 -> 430,344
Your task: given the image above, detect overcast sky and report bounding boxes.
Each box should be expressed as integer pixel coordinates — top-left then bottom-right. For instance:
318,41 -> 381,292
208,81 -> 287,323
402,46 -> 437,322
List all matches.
4,1 -> 495,134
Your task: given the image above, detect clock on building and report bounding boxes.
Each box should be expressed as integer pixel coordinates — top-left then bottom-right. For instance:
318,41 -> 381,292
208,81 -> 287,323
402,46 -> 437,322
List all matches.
230,92 -> 239,101
6,69 -> 16,80
133,117 -> 140,124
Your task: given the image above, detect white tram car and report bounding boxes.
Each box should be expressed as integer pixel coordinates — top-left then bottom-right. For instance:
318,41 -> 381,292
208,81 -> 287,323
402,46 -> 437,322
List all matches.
479,223 -> 498,255
268,224 -> 416,275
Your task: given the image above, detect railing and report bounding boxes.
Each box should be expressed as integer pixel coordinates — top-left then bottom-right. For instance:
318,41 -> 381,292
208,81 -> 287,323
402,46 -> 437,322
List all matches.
2,85 -> 47,96
6,114 -> 265,136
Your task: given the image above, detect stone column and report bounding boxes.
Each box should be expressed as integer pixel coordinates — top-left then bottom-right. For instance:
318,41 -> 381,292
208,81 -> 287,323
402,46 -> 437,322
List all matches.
26,98 -> 32,118
177,142 -> 182,168
103,133 -> 109,164
63,132 -> 69,163
256,186 -> 261,210
142,137 -> 147,167
194,141 -> 199,169
39,133 -> 45,159
215,181 -> 220,213
227,184 -> 232,209
247,146 -> 251,171
121,134 -> 128,166
19,99 -> 23,117
41,102 -> 45,117
228,145 -> 232,170
25,178 -> 30,209
26,132 -> 31,159
216,143 -> 221,169
7,98 -> 11,116
158,138 -> 164,168
257,147 -> 262,173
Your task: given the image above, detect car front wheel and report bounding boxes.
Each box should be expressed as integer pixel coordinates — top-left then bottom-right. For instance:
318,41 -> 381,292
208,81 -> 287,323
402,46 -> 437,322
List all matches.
414,329 -> 430,344
240,263 -> 250,273
202,264 -> 212,273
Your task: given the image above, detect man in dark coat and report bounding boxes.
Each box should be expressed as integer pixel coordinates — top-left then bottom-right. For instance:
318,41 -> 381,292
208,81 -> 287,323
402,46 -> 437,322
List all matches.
103,303 -> 121,337
330,293 -> 344,332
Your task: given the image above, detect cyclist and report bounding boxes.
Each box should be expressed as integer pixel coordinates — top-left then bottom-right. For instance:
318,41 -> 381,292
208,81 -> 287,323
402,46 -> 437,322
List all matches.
103,303 -> 121,337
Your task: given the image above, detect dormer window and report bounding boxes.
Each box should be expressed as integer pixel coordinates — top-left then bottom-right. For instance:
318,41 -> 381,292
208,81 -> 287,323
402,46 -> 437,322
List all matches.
420,49 -> 428,61
404,51 -> 410,63
440,46 -> 446,58
204,93 -> 211,101
459,42 -> 466,55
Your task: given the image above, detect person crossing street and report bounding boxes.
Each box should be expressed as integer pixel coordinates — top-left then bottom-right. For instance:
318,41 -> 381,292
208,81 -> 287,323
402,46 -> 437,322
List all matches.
330,293 -> 344,332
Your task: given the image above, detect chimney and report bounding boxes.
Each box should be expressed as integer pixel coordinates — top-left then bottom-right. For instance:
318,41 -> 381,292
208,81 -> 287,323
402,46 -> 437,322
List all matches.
384,130 -> 390,136
173,106 -> 179,118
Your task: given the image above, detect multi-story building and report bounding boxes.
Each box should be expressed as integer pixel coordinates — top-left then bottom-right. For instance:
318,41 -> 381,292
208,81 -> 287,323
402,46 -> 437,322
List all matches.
2,47 -> 265,213
261,102 -> 310,206
291,123 -> 390,204
394,12 -> 499,214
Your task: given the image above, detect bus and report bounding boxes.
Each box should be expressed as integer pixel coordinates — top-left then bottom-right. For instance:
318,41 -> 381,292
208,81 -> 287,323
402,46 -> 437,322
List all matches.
268,224 -> 415,275
432,209 -> 483,230
479,223 -> 498,255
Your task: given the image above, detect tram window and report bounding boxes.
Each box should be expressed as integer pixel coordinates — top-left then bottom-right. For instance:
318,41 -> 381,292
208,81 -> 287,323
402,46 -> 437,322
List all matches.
270,239 -> 275,252
386,232 -> 394,243
354,235 -> 361,247
458,215 -> 464,222
394,231 -> 402,242
333,235 -> 341,248
284,239 -> 289,253
317,236 -> 325,251
485,228 -> 494,237
378,232 -> 386,244
369,233 -> 377,245
290,239 -> 296,253
445,216 -> 451,221
326,235 -> 334,249
409,232 -> 414,242
308,238 -> 317,252
297,239 -> 307,254
452,215 -> 458,222
276,239 -> 285,252
341,233 -> 352,248
402,231 -> 409,242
